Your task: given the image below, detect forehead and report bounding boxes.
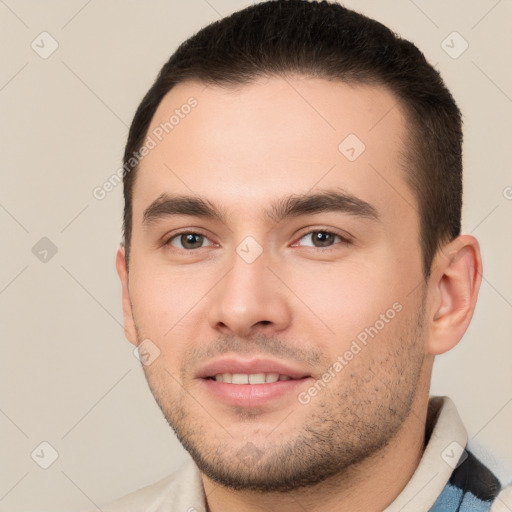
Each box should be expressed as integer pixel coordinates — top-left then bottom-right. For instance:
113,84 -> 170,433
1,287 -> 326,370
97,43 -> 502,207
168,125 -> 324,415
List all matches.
133,75 -> 415,226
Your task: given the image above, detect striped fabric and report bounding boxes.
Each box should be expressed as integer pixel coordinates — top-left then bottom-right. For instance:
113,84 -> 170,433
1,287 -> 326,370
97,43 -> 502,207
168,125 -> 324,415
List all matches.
430,451 -> 501,511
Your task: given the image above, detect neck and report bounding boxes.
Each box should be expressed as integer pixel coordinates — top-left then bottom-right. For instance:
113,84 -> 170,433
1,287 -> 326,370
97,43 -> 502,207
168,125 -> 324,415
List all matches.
202,388 -> 431,512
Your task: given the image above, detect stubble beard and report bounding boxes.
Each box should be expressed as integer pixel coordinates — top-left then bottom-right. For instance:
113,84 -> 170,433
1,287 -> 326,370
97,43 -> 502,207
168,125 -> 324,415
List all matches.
138,303 -> 427,493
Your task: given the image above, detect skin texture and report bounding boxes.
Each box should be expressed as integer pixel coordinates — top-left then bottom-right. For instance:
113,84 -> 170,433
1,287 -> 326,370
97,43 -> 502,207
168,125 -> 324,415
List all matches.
116,76 -> 482,511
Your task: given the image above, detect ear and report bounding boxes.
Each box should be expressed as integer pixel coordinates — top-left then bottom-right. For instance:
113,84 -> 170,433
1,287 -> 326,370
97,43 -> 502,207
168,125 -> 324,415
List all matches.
115,246 -> 138,346
426,235 -> 482,355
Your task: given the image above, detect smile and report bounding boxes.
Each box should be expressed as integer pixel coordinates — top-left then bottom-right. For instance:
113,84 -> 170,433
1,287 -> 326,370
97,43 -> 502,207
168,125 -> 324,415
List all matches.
210,373 -> 295,384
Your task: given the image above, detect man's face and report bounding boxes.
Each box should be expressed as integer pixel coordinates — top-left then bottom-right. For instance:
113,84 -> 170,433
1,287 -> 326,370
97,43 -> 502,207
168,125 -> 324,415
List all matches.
120,76 -> 430,491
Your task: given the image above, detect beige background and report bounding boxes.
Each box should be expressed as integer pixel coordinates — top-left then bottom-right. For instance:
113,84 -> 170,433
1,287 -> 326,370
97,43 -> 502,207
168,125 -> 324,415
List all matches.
0,1 -> 511,510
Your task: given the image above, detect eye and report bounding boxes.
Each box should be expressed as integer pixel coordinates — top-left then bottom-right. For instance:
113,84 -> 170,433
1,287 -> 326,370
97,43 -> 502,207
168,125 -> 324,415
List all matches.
295,230 -> 349,249
165,232 -> 213,250
164,229 -> 349,251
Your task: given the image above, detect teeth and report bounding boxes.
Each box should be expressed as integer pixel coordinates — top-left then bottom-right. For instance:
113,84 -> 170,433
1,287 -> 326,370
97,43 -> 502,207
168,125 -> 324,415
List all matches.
213,373 -> 294,384
249,373 -> 266,384
232,373 -> 249,384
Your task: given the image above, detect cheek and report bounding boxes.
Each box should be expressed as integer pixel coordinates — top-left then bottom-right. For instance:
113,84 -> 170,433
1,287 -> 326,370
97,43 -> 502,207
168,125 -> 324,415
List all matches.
285,258 -> 408,350
129,270 -> 203,378
129,262 -> 211,341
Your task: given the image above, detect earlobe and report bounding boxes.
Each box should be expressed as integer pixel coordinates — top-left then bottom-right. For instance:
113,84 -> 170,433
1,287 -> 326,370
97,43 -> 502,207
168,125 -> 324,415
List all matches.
115,246 -> 138,346
427,235 -> 482,355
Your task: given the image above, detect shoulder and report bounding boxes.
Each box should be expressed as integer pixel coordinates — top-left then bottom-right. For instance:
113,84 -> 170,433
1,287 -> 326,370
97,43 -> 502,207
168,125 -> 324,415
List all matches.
87,458 -> 206,512
490,483 -> 512,512
432,449 -> 507,511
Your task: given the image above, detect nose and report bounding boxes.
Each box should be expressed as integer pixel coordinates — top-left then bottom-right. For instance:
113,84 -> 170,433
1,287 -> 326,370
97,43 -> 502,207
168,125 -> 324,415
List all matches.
207,245 -> 292,338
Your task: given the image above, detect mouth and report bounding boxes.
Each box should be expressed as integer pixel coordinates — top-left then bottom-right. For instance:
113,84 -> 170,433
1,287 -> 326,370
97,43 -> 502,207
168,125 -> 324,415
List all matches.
206,373 -> 304,384
197,357 -> 312,382
197,358 -> 313,407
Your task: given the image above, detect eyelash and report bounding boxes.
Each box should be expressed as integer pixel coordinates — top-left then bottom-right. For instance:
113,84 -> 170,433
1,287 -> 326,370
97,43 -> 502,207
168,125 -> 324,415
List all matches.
163,228 -> 351,252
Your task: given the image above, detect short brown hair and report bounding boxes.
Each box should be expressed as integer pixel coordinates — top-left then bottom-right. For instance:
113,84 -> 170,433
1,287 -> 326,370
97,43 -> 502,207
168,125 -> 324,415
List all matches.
122,0 -> 463,279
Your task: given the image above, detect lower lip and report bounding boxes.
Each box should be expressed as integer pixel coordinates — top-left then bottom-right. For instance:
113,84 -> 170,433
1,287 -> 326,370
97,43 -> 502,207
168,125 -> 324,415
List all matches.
200,377 -> 312,408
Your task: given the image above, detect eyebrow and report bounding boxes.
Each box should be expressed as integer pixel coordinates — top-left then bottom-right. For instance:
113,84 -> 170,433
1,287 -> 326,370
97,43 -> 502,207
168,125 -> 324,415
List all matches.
142,190 -> 380,227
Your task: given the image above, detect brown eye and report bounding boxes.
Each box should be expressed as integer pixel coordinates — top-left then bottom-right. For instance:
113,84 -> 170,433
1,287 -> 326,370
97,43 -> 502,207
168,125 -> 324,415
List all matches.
298,230 -> 345,248
167,232 -> 209,250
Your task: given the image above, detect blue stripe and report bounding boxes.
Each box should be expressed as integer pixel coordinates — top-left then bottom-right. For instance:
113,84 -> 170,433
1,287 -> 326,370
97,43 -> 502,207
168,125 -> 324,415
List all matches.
430,484 -> 492,511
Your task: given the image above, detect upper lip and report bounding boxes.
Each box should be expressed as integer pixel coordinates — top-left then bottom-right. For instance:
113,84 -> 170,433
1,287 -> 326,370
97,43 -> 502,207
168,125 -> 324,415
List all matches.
196,357 -> 312,380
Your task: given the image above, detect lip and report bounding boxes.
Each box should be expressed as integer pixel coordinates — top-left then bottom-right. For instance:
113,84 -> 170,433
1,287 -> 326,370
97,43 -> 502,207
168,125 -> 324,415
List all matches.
200,378 -> 312,407
196,357 -> 314,408
196,357 -> 312,380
